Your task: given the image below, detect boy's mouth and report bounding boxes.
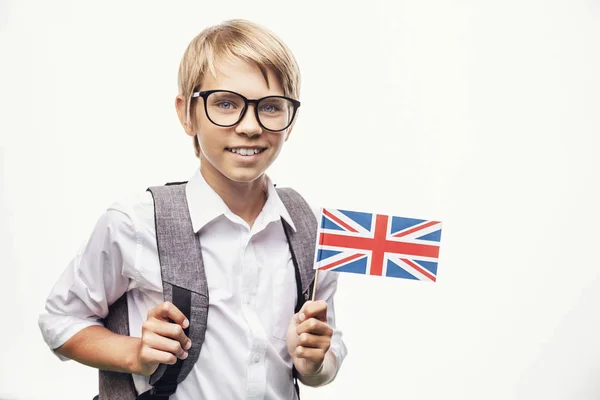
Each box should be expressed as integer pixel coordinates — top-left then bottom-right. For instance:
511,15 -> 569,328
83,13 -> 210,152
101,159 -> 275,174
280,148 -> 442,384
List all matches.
226,147 -> 267,156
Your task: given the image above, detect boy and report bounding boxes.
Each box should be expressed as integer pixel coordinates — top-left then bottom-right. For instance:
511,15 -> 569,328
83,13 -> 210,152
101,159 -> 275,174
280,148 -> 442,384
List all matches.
38,19 -> 346,399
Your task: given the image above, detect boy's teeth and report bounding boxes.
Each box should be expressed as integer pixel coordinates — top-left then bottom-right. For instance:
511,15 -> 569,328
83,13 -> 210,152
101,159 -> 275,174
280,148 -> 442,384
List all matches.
230,148 -> 261,155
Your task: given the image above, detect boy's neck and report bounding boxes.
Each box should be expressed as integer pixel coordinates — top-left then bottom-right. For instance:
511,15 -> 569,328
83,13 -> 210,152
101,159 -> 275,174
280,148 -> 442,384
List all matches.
199,165 -> 267,228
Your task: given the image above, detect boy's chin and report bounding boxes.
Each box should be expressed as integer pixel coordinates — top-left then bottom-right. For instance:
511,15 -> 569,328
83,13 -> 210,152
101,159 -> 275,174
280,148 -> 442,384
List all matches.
221,167 -> 266,185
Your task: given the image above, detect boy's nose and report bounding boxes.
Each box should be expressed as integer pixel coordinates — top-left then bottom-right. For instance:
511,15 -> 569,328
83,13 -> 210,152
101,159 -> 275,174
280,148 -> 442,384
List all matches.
235,105 -> 262,137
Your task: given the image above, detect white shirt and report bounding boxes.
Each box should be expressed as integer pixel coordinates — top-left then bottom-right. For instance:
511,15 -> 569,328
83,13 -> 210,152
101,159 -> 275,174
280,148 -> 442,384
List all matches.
38,169 -> 347,400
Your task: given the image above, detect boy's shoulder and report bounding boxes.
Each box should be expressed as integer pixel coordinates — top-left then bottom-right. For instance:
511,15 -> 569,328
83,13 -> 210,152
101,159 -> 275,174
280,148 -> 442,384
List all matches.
272,185 -> 320,222
108,188 -> 154,214
100,180 -> 194,236
100,188 -> 156,234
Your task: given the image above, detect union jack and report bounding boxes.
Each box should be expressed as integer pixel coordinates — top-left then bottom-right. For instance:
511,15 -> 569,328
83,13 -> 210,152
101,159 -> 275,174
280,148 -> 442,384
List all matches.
314,208 -> 442,282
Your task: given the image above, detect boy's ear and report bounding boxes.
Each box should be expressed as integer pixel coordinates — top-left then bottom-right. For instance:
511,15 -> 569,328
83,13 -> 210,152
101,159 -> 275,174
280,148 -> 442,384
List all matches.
175,95 -> 195,137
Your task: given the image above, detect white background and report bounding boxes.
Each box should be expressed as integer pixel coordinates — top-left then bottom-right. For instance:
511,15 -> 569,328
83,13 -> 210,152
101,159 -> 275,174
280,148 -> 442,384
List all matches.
1,0 -> 600,399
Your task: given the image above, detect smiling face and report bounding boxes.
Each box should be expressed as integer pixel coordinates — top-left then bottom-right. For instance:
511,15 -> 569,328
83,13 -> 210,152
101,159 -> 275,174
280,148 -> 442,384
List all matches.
176,57 -> 296,190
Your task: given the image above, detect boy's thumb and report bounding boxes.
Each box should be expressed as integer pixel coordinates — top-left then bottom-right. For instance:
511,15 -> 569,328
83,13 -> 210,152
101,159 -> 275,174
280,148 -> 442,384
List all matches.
290,310 -> 306,327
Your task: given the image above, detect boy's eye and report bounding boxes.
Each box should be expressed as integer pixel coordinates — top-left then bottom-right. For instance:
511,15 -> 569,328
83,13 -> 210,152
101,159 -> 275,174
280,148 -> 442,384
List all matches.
209,97 -> 241,112
261,104 -> 278,113
207,91 -> 244,110
259,101 -> 284,114
217,101 -> 235,110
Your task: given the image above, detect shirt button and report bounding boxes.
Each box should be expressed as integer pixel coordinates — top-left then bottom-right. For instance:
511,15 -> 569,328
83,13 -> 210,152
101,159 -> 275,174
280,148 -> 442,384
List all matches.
252,354 -> 261,363
243,295 -> 251,305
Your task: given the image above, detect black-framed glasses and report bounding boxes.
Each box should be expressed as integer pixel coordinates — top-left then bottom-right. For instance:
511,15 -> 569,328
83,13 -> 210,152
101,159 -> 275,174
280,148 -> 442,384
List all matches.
192,89 -> 301,132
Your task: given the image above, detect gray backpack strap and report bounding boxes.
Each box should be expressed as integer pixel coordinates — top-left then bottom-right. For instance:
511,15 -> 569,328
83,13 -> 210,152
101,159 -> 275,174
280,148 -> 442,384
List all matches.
142,183 -> 209,397
98,294 -> 138,400
276,187 -> 318,302
276,187 -> 318,399
97,182 -> 209,399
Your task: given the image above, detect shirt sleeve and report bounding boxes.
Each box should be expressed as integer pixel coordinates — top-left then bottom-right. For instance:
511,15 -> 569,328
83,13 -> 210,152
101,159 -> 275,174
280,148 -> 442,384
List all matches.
37,205 -> 138,360
310,205 -> 348,373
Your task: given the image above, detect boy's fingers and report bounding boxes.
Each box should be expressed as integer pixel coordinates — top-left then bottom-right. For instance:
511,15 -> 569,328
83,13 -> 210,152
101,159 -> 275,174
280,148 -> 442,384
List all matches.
143,331 -> 188,360
148,301 -> 190,329
143,318 -> 191,351
294,346 -> 326,364
298,300 -> 328,323
140,346 -> 179,366
297,332 -> 331,351
296,318 -> 333,337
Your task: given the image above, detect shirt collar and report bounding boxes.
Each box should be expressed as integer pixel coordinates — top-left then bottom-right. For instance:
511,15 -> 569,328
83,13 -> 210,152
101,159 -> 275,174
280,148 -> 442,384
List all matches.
185,169 -> 296,233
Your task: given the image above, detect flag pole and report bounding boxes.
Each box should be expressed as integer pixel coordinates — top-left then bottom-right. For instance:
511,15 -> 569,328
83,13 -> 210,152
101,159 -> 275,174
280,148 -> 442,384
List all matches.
311,207 -> 323,302
311,269 -> 319,302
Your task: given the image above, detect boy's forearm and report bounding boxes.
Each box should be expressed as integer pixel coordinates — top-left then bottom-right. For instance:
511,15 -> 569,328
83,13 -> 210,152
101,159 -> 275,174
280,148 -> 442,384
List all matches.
298,350 -> 338,387
55,325 -> 140,374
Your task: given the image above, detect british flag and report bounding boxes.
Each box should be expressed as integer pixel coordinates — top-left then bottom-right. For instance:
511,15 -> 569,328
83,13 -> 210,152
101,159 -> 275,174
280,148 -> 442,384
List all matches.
314,208 -> 442,282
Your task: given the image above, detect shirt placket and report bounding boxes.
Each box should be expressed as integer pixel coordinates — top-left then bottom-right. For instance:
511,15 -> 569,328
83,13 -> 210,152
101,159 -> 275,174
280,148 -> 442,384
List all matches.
240,233 -> 268,400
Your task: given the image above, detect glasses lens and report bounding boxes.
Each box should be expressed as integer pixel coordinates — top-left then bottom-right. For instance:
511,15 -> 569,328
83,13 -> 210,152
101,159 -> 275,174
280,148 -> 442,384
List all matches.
257,97 -> 294,131
205,91 -> 245,126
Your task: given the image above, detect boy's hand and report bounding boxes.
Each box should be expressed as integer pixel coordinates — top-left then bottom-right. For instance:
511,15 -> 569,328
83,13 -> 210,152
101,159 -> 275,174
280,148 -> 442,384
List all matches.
286,300 -> 333,377
133,301 -> 192,376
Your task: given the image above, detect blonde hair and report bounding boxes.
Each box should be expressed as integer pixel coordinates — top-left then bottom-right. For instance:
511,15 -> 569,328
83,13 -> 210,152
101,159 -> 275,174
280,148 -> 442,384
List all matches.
177,19 -> 301,157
